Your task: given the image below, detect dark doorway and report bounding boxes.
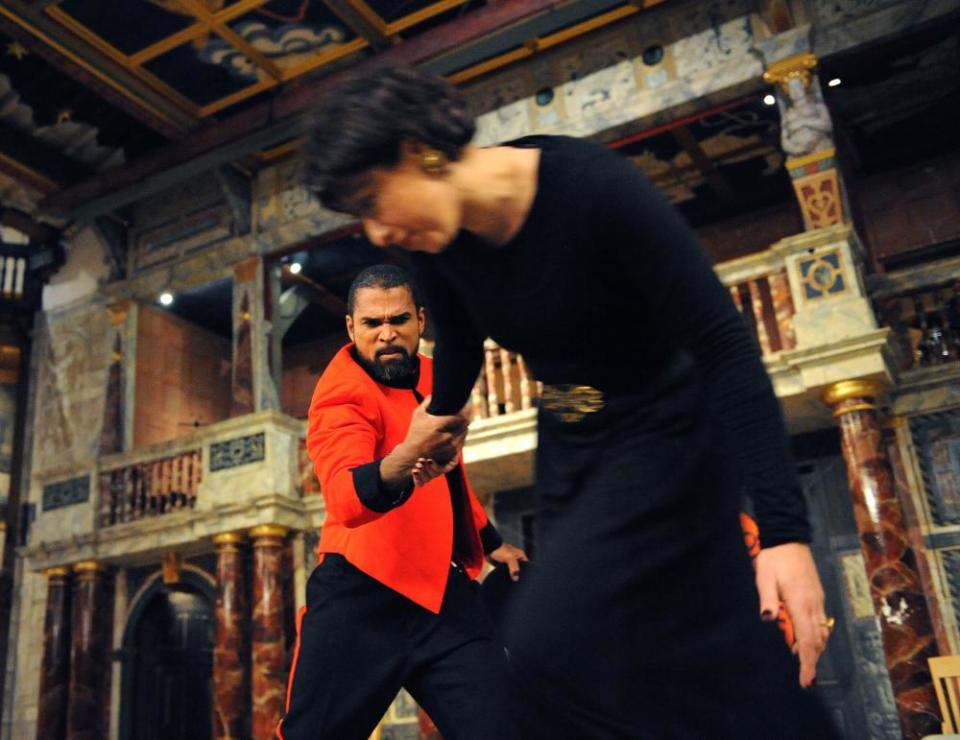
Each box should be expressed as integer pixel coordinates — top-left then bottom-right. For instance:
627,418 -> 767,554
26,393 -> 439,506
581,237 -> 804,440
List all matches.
120,573 -> 215,740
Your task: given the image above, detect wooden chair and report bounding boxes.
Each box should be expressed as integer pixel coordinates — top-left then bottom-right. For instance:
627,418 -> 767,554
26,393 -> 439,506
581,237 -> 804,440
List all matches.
929,655 -> 960,735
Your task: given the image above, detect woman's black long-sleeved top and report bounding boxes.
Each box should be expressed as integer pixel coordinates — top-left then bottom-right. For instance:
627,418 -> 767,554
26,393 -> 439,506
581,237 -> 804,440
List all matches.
412,135 -> 809,546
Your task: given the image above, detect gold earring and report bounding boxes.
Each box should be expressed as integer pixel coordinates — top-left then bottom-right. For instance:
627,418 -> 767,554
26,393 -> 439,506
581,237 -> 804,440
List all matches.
421,148 -> 447,175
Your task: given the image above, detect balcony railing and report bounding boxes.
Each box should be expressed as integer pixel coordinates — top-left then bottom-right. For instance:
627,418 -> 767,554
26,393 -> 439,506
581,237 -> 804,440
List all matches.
874,278 -> 960,371
470,257 -> 801,421
99,449 -> 202,527
727,268 -> 797,355
470,339 -> 541,421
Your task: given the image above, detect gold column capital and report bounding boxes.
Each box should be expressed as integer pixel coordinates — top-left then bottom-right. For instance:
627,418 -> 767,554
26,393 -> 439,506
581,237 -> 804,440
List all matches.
0,345 -> 21,385
212,531 -> 248,548
43,566 -> 70,579
249,524 -> 289,544
233,256 -> 260,284
763,51 -> 818,92
822,379 -> 886,411
106,300 -> 132,327
72,560 -> 107,578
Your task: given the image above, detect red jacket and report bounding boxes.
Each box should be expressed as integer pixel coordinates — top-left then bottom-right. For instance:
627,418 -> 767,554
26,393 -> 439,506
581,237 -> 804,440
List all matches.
307,345 -> 493,613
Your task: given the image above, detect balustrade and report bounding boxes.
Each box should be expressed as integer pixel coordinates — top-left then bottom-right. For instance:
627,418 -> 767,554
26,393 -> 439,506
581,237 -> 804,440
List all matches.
99,449 -> 201,526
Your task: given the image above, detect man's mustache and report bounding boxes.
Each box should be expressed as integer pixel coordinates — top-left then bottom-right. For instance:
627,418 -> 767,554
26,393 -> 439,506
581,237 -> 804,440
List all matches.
376,346 -> 410,361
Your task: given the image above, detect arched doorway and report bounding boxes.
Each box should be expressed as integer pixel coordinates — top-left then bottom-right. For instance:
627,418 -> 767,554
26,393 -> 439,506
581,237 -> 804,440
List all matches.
120,571 -> 215,740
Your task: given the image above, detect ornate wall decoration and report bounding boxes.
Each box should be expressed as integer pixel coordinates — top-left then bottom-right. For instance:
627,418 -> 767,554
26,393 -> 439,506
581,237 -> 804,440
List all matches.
910,409 -> 960,526
791,166 -> 844,230
798,248 -> 847,300
42,475 -> 90,511
209,432 -> 265,472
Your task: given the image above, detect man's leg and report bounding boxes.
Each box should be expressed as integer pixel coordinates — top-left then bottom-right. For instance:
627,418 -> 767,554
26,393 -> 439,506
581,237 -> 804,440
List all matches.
278,555 -> 410,740
404,567 -> 521,740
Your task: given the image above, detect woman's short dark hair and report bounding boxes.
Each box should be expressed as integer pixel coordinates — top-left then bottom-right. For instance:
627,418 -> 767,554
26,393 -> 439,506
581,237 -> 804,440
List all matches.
303,66 -> 475,213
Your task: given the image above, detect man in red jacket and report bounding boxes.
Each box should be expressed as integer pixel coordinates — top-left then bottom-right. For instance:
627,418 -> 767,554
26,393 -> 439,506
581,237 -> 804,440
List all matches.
278,265 -> 526,740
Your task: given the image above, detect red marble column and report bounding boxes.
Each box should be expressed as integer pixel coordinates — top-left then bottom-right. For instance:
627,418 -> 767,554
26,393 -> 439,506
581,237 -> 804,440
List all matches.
37,567 -> 71,740
823,380 -> 940,739
213,532 -> 249,740
66,561 -> 112,740
250,525 -> 288,739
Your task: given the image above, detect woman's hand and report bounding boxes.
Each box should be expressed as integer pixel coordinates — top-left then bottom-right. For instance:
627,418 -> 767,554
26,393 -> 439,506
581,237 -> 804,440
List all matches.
486,543 -> 529,581
404,395 -> 469,464
755,542 -> 829,688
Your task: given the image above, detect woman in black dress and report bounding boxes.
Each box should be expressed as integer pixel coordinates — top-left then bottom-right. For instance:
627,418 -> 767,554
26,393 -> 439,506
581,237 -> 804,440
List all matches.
303,66 -> 838,739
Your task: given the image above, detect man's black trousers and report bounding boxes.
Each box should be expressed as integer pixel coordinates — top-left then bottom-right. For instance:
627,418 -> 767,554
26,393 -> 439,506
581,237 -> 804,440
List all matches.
277,554 -> 519,740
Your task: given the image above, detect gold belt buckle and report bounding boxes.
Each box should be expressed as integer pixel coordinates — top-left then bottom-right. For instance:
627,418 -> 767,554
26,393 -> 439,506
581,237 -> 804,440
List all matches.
540,384 -> 605,423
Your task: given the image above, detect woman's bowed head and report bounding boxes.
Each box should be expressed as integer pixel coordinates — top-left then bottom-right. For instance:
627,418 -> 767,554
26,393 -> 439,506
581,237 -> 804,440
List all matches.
304,66 -> 539,255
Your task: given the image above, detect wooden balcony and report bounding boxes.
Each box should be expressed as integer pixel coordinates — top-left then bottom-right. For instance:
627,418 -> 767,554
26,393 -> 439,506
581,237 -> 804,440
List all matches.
26,411 -> 322,568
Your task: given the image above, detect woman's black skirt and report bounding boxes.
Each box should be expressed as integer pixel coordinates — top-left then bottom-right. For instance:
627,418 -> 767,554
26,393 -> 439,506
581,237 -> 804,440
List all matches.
503,354 -> 839,739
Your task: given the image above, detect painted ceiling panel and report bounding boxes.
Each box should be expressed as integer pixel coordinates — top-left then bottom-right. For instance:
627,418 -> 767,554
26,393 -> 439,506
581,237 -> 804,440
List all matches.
56,0 -> 197,56
143,38 -> 265,107
225,1 -> 360,74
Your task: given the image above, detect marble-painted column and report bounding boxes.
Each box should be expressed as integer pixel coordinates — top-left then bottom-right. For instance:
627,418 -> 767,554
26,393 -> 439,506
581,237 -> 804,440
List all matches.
67,561 -> 112,740
250,524 -> 288,739
37,566 -> 71,740
213,532 -> 249,740
823,380 -> 940,740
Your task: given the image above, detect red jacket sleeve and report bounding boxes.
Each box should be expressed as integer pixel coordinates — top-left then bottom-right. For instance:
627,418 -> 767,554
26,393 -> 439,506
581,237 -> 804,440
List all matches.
306,383 -> 388,528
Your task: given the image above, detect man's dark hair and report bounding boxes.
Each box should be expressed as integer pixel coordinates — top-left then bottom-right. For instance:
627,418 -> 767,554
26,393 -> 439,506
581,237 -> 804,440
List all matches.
304,66 -> 475,213
347,264 -> 422,316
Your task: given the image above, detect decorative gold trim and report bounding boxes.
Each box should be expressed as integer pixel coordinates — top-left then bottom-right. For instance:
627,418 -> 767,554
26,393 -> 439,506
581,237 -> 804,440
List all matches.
822,379 -> 886,407
785,148 -> 836,171
212,531 -> 247,547
762,52 -> 818,92
73,560 -> 106,574
43,566 -> 70,579
249,524 -> 289,542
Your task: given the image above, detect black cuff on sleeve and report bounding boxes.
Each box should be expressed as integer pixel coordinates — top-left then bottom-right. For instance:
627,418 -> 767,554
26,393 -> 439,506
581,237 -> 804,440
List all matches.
352,458 -> 413,514
479,522 -> 503,555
